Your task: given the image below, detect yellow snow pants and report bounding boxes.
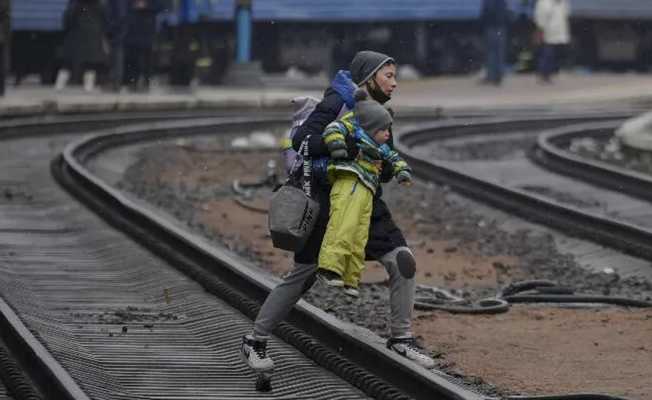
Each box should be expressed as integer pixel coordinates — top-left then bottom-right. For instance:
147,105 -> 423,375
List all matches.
318,171 -> 373,288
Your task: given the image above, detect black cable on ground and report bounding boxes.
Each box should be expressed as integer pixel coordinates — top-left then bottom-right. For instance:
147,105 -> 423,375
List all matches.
414,298 -> 510,314
0,340 -> 43,400
503,294 -> 652,308
500,280 -> 652,308
500,280 -> 558,297
415,279 -> 651,315
52,156 -> 414,400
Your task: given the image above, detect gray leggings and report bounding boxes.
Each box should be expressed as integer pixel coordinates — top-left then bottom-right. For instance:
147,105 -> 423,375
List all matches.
253,246 -> 415,338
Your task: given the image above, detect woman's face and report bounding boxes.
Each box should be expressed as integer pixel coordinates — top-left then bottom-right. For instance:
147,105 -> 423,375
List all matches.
372,64 -> 397,98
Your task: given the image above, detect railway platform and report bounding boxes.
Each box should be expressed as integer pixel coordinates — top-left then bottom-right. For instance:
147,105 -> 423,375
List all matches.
1,72 -> 652,116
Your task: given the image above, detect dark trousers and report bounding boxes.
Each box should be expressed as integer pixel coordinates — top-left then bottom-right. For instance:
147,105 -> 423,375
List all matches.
0,43 -> 5,96
109,44 -> 124,90
485,27 -> 506,84
124,44 -> 153,89
538,44 -> 563,80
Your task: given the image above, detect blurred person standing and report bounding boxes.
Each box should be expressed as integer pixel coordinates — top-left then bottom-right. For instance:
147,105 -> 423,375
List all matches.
480,0 -> 509,85
534,0 -> 570,83
55,0 -> 108,92
0,0 -> 9,96
124,0 -> 163,92
106,0 -> 129,92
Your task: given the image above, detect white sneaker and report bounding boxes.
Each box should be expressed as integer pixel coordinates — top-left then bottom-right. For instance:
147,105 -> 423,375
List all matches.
316,269 -> 344,287
54,69 -> 70,91
343,286 -> 360,298
241,334 -> 274,372
386,337 -> 436,369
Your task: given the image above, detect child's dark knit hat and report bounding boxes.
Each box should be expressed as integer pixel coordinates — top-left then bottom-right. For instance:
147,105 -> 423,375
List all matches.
353,89 -> 393,134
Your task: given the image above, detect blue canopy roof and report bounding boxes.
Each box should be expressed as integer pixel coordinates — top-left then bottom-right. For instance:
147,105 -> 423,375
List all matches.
13,0 -> 68,31
11,0 -> 652,32
252,0 -> 484,21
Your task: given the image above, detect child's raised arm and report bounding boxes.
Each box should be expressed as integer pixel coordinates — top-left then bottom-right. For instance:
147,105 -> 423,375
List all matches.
379,144 -> 412,186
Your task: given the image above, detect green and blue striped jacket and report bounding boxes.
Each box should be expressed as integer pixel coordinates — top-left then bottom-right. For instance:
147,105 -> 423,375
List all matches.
322,111 -> 410,194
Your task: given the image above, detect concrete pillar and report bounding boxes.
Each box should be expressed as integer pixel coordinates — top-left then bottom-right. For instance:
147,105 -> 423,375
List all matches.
236,0 -> 252,64
224,0 -> 264,86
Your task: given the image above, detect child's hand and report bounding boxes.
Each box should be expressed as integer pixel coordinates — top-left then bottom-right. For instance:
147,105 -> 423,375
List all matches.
396,170 -> 412,186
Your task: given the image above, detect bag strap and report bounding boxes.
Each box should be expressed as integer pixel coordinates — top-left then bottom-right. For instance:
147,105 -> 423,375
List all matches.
288,137 -> 306,176
302,136 -> 312,198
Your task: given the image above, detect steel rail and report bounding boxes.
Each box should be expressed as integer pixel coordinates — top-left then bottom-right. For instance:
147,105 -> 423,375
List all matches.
533,120 -> 652,202
395,115 -> 652,261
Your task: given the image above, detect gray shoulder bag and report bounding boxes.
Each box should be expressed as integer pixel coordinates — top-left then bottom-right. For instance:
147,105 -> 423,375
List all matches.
268,136 -> 320,252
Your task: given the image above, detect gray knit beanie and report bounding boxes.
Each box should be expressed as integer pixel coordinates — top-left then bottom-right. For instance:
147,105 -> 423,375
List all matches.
353,90 -> 393,135
350,50 -> 395,85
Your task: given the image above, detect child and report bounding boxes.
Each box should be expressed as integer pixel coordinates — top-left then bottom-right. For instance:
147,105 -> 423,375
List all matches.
317,90 -> 412,297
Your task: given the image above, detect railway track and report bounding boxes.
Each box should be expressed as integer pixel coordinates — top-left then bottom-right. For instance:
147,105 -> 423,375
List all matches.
397,115 -> 652,264
533,120 -> 652,203
1,112 -> 488,400
1,110 -> 649,400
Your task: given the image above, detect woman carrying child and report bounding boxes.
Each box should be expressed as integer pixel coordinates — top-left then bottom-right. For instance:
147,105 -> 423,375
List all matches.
241,50 -> 435,372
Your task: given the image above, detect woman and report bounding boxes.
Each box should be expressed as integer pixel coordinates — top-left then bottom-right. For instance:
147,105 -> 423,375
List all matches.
55,0 -> 108,92
534,0 -> 570,83
240,50 -> 435,372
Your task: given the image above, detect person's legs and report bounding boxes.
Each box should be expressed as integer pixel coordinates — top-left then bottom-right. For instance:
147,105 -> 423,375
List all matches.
319,173 -> 366,282
242,261 -> 317,371
252,262 -> 319,338
366,197 -> 415,331
485,28 -> 501,84
243,182 -> 330,371
0,43 -> 5,96
110,44 -> 124,91
141,45 -> 154,91
340,179 -> 373,296
366,196 -> 435,368
538,44 -> 556,82
380,246 -> 416,337
553,44 -> 565,75
124,45 -> 138,89
496,28 -> 506,83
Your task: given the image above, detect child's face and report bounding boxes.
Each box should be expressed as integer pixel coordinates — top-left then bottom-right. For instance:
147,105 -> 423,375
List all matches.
374,128 -> 391,144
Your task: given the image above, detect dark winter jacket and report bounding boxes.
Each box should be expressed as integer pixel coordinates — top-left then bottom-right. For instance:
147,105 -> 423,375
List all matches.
106,0 -> 129,45
125,0 -> 164,48
62,0 -> 108,67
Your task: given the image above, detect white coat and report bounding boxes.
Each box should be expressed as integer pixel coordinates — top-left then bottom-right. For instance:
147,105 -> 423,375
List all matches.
534,0 -> 571,45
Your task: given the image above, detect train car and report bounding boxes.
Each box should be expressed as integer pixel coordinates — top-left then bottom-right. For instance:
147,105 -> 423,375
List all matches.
246,0 -> 652,75
569,0 -> 652,70
9,0 -> 652,84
